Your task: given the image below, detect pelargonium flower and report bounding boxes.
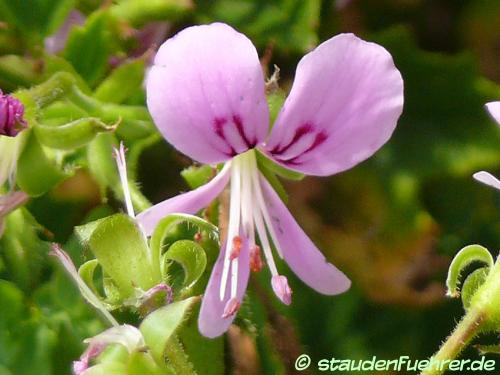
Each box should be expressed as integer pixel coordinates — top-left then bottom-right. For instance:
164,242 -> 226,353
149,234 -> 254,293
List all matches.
137,23 -> 404,337
0,90 -> 26,137
473,102 -> 500,191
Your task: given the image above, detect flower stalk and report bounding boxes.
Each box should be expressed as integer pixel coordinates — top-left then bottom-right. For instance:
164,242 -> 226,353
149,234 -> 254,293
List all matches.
420,256 -> 500,375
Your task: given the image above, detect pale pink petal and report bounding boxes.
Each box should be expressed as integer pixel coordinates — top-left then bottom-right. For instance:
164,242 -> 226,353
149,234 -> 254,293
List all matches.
147,23 -> 269,164
473,171 -> 500,191
137,163 -> 231,235
260,176 -> 351,294
198,236 -> 250,338
485,102 -> 500,125
265,33 -> 404,176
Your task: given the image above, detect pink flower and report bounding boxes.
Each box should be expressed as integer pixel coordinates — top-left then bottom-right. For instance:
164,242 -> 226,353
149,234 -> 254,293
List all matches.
0,90 -> 26,137
137,23 -> 404,337
473,102 -> 500,190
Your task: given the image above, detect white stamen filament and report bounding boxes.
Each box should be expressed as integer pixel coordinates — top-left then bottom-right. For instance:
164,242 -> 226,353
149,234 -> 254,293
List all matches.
220,158 -> 242,301
252,199 -> 279,277
248,154 -> 284,259
113,142 -> 135,219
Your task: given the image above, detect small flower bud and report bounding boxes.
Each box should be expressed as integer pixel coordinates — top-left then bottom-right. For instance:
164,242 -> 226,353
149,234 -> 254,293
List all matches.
271,275 -> 292,305
0,91 -> 26,137
221,297 -> 241,318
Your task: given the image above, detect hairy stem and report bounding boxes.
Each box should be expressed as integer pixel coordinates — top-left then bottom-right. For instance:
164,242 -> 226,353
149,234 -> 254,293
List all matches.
419,307 -> 486,375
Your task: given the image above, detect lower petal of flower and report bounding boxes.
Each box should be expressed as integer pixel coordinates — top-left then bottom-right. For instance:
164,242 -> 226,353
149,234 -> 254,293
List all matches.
198,236 -> 250,338
259,176 -> 351,295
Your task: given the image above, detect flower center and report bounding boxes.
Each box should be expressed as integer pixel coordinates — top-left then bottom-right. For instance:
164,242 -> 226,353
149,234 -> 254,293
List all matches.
218,150 -> 292,310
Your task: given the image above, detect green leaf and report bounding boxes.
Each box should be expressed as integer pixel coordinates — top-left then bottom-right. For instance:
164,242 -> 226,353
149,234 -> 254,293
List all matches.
0,55 -> 38,91
197,0 -> 321,52
461,267 -> 489,311
149,214 -> 219,276
87,213 -> 160,297
16,131 -> 70,197
34,117 -> 117,150
163,240 -> 207,295
0,0 -> 75,37
179,307 -> 224,375
256,150 -> 305,181
128,352 -> 170,375
446,244 -> 493,298
181,165 -> 216,189
78,259 -> 104,300
139,297 -> 197,366
64,11 -> 113,86
94,58 -> 146,104
111,0 -> 193,27
0,280 -> 24,324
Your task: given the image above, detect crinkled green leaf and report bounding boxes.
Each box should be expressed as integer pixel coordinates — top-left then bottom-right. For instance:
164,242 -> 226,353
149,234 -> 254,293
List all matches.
34,117 -> 117,150
149,214 -> 218,276
446,244 -> 493,298
87,213 -> 160,297
163,240 -> 207,294
139,297 -> 197,366
461,267 -> 489,311
64,11 -> 113,86
94,58 -> 146,104
16,131 -> 70,197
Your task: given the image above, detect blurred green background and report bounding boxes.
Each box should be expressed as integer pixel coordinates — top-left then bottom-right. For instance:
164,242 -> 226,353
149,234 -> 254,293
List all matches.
0,0 -> 499,374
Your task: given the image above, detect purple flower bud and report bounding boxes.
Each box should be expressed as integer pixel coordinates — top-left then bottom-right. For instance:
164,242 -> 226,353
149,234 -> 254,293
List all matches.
0,91 -> 27,137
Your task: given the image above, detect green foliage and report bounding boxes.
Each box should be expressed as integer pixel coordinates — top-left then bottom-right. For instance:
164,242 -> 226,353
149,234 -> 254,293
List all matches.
139,297 -> 197,366
16,131 -> 71,197
77,213 -> 160,297
63,11 -> 114,87
0,0 -> 75,38
197,0 -> 321,52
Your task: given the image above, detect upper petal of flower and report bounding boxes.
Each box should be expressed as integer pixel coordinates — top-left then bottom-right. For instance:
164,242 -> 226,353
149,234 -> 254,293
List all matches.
137,163 -> 231,235
198,236 -> 250,338
485,101 -> 500,125
259,176 -> 351,295
265,33 -> 404,176
147,23 -> 269,164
